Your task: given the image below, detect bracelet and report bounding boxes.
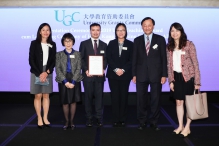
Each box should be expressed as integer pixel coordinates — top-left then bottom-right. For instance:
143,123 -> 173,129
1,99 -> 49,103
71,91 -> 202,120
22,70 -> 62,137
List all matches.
46,71 -> 49,75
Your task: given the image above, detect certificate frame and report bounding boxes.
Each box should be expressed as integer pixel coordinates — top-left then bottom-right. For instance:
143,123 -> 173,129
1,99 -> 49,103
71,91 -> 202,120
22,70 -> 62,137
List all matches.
88,55 -> 103,75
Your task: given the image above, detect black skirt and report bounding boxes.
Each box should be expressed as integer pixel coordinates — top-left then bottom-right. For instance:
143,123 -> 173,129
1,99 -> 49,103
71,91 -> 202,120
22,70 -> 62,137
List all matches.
170,71 -> 194,100
58,72 -> 82,104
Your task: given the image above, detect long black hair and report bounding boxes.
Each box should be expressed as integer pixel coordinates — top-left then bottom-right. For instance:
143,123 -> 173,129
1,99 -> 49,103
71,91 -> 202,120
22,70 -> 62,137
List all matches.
36,23 -> 53,44
167,22 -> 187,51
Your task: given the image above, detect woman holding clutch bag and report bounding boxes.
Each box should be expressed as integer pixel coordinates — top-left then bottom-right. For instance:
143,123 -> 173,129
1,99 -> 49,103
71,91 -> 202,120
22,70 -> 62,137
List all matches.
29,23 -> 56,129
167,22 -> 201,137
55,33 -> 83,130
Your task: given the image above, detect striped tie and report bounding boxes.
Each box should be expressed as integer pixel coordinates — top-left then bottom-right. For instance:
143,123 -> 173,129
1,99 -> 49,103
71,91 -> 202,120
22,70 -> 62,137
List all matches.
146,36 -> 150,55
94,40 -> 97,55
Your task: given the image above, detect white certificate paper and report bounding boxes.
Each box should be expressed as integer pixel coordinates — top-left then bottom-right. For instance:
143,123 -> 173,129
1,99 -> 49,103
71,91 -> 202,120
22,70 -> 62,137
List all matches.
89,56 -> 103,75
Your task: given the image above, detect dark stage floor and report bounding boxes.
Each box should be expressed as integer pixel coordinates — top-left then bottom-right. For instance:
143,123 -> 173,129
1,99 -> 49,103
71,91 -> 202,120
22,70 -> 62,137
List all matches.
1,103 -> 219,146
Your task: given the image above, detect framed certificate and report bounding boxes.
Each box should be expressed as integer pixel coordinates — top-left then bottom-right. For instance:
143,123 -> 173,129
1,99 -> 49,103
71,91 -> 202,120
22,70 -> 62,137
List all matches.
88,55 -> 103,75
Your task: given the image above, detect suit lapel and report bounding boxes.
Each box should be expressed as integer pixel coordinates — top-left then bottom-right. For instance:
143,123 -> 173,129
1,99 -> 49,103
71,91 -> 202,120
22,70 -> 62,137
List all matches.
37,41 -> 43,52
120,39 -> 126,57
149,34 -> 157,55
140,35 -> 147,56
97,40 -> 104,55
61,51 -> 67,68
88,38 -> 95,55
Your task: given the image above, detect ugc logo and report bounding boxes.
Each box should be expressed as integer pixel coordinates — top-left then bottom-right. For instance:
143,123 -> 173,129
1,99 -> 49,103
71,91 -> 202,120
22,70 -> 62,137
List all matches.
55,10 -> 80,26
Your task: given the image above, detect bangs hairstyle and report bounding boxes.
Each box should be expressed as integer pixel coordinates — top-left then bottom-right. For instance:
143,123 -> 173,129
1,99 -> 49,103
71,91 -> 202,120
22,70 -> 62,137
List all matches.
167,22 -> 187,51
61,33 -> 75,46
90,23 -> 101,30
115,23 -> 127,39
36,23 -> 53,44
141,17 -> 155,26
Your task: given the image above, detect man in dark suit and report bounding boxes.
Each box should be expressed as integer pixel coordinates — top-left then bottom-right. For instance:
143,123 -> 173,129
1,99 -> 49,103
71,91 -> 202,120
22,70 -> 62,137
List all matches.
79,23 -> 107,127
132,17 -> 167,130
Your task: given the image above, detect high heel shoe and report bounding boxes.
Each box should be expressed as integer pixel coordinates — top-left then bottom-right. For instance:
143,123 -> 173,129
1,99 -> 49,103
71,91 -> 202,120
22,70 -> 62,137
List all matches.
63,125 -> 69,130
172,130 -> 182,135
179,131 -> 191,138
43,119 -> 51,128
44,124 -> 51,128
38,125 -> 44,129
71,125 -> 75,130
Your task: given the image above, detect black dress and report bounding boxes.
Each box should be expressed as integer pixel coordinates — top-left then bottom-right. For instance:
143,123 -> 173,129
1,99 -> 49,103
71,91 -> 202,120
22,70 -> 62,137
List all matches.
58,72 -> 81,104
171,71 -> 194,100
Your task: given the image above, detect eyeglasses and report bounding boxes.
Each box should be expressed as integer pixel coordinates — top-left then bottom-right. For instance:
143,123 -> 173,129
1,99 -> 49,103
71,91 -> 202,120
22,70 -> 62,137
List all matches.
116,30 -> 125,32
64,40 -> 73,43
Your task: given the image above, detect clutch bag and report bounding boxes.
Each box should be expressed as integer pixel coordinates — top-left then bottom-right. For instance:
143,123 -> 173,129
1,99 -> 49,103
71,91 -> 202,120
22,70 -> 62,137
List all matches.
35,77 -> 49,86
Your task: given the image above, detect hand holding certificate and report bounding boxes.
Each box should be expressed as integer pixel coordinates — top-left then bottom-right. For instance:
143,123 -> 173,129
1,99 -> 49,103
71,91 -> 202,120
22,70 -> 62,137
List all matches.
89,56 -> 103,75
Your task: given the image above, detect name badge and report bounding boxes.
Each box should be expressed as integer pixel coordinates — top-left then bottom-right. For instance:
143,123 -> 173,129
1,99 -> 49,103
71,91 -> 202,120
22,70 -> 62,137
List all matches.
181,51 -> 185,55
122,47 -> 127,50
70,55 -> 75,58
100,50 -> 105,54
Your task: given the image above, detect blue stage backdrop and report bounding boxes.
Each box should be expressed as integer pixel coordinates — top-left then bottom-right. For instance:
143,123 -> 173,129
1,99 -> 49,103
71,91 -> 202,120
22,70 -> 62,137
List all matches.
0,7 -> 218,92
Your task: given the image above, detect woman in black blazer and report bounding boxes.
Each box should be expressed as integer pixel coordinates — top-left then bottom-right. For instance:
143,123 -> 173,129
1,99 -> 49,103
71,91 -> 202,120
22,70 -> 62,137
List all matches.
106,23 -> 133,127
29,23 -> 56,129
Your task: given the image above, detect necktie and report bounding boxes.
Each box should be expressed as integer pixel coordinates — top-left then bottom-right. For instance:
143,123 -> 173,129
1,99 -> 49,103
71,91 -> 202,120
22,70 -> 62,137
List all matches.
94,40 -> 97,55
146,36 -> 150,55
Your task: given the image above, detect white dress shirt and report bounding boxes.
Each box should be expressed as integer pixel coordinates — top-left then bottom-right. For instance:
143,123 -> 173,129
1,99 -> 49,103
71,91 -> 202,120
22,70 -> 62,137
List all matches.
173,49 -> 182,72
41,43 -> 49,66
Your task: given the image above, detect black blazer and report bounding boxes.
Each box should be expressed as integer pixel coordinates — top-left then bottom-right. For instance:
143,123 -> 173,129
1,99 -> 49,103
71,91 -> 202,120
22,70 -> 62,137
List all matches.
79,38 -> 107,82
106,39 -> 133,80
29,40 -> 57,77
132,34 -> 167,82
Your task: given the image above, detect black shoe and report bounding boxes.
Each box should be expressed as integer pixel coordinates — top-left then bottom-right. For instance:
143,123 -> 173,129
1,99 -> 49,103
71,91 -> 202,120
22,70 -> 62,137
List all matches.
120,122 -> 126,127
113,122 -> 119,127
137,124 -> 145,130
44,124 -> 51,128
86,119 -> 93,127
71,125 -> 75,130
37,125 -> 44,129
150,124 -> 160,131
63,125 -> 69,130
96,119 -> 102,127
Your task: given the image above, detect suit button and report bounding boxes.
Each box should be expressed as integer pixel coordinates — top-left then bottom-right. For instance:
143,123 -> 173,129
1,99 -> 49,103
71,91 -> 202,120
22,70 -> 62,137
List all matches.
182,65 -> 184,67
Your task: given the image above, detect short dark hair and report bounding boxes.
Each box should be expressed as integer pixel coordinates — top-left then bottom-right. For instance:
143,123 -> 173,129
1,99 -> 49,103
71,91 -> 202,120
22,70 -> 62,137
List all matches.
61,33 -> 75,46
90,23 -> 101,30
167,22 -> 187,51
36,23 -> 53,44
141,17 -> 155,26
115,23 -> 127,39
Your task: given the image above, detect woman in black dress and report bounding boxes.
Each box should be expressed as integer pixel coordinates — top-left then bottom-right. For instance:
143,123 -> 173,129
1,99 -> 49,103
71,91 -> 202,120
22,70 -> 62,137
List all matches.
29,23 -> 56,128
55,33 -> 83,130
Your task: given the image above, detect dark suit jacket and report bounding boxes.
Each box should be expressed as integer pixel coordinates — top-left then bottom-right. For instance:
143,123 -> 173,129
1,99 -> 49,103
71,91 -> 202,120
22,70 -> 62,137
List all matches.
29,40 -> 57,77
132,34 -> 167,82
106,39 -> 133,80
79,38 -> 107,82
55,50 -> 83,83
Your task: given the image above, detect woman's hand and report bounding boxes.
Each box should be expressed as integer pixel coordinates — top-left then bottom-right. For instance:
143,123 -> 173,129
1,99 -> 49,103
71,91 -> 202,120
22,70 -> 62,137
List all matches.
170,82 -> 174,91
195,85 -> 200,90
68,83 -> 75,89
40,72 -> 48,82
65,82 -> 70,88
116,69 -> 124,76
